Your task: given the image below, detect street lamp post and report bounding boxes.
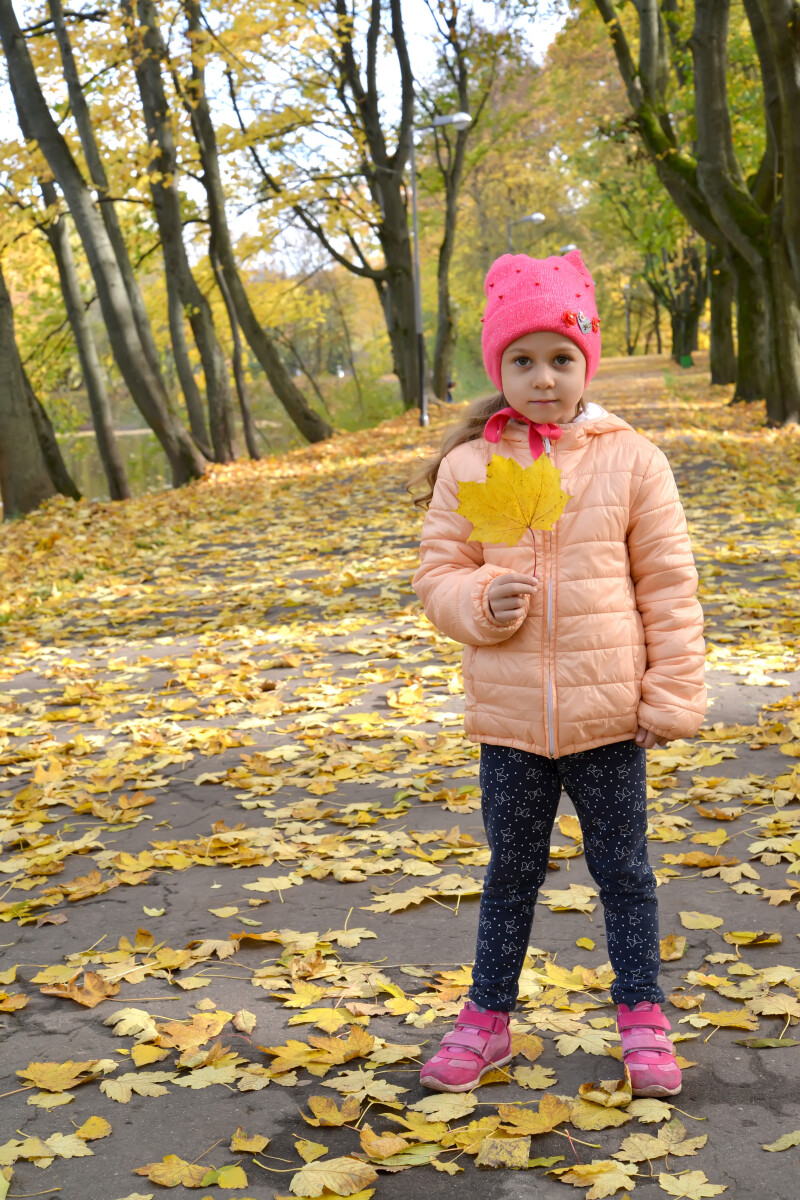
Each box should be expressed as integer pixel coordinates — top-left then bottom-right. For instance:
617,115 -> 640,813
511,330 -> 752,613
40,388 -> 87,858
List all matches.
410,109 -> 472,427
506,211 -> 546,253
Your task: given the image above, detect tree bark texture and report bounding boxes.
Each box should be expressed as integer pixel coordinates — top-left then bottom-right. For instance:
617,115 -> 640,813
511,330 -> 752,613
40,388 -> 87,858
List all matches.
22,369 -> 81,500
47,0 -> 167,391
127,0 -> 237,462
165,271 -> 214,457
757,0 -> 800,289
179,0 -> 331,443
0,262 -> 58,518
40,181 -> 131,499
730,251 -> 772,401
706,243 -> 737,386
428,10 -> 479,400
0,0 -> 208,483
212,257 -> 260,460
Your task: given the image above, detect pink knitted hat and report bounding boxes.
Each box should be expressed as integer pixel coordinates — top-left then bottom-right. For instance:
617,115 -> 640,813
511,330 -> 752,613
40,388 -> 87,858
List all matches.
481,248 -> 601,390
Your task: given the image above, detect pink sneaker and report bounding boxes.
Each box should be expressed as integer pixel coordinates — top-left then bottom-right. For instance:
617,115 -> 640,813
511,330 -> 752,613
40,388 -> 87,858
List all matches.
617,1001 -> 682,1097
420,1002 -> 512,1093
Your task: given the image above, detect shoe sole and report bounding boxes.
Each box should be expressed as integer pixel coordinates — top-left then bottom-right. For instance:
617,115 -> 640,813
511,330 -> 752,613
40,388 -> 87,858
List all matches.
631,1082 -> 682,1098
420,1052 -> 513,1094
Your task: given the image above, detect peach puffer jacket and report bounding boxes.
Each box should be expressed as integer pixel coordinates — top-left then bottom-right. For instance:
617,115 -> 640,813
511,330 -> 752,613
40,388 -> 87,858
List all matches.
412,410 -> 706,758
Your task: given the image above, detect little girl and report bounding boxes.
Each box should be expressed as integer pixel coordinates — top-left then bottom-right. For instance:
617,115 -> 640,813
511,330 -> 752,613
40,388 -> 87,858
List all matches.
409,249 -> 706,1098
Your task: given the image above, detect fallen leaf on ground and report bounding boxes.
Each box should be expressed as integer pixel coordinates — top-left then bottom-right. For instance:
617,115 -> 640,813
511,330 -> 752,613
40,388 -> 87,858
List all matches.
133,1154 -> 209,1187
288,1155 -> 377,1197
475,1136 -> 531,1168
762,1129 -> 800,1152
657,1170 -> 727,1197
549,1158 -> 639,1197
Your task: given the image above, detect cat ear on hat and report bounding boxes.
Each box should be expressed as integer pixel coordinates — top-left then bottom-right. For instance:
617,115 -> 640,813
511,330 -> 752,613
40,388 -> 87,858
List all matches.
562,247 -> 593,284
484,253 -> 516,297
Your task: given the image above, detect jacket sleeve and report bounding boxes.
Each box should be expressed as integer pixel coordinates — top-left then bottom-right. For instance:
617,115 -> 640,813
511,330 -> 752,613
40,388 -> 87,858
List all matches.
627,446 -> 707,740
412,455 -> 529,646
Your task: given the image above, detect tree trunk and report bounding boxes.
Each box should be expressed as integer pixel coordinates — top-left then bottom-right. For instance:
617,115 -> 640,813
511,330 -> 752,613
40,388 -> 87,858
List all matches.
329,280 -> 365,415
178,0 -> 332,443
47,0 -> 167,391
40,182 -> 130,500
127,0 -> 237,462
432,129 -> 469,400
212,257 -> 260,460
730,251 -> 771,401
765,223 -> 800,424
670,312 -> 692,361
758,0 -> 800,290
22,369 -> 81,500
0,0 -> 207,484
0,263 -> 58,517
653,295 -> 662,354
373,220 -> 422,411
165,271 -> 213,456
706,241 -> 737,384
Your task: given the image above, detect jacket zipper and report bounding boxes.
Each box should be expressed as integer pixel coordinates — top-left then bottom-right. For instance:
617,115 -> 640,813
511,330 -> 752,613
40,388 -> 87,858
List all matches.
544,436 -> 555,758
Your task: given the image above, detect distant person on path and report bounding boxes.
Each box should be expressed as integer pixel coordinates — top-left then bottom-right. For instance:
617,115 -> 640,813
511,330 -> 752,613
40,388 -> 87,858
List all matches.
409,249 -> 706,1098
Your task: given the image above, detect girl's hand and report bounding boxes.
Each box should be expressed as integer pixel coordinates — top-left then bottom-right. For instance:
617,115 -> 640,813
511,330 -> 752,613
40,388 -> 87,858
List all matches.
487,572 -> 538,623
635,726 -> 670,749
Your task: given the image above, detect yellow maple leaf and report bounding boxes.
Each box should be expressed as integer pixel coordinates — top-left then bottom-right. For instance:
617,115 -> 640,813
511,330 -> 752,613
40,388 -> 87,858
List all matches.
569,1098 -> 633,1131
550,1158 -> 639,1198
497,1094 -> 571,1136
74,1116 -> 112,1141
408,1092 -> 478,1123
0,993 -> 28,1013
132,1153 -> 208,1187
17,1061 -> 107,1093
456,453 -> 571,546
358,1123 -> 409,1160
288,1155 -> 377,1197
657,1169 -> 728,1197
577,1072 -> 632,1108
511,1032 -> 545,1062
302,1095 -> 362,1127
660,934 -> 687,961
678,911 -> 724,930
230,1127 -> 270,1153
512,1064 -> 558,1090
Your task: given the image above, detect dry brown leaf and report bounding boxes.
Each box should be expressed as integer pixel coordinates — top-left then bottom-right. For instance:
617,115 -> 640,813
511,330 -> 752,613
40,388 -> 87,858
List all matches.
40,971 -> 120,1008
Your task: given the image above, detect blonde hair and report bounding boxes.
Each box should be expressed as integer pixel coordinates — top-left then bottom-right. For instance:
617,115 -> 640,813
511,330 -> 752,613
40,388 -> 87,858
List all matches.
407,392 -> 586,509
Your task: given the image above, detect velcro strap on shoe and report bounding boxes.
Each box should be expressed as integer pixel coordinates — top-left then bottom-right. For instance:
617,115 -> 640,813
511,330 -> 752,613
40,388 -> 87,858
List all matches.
456,1009 -> 506,1034
617,1009 -> 671,1033
619,1029 -> 674,1055
441,1028 -> 493,1055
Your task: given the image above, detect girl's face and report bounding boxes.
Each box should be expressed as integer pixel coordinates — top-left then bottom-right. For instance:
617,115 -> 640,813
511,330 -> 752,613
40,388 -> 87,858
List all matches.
500,331 -> 587,425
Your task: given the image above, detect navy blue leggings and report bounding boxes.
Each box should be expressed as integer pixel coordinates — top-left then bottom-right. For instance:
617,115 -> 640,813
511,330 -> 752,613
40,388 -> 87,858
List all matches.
469,739 -> 665,1011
